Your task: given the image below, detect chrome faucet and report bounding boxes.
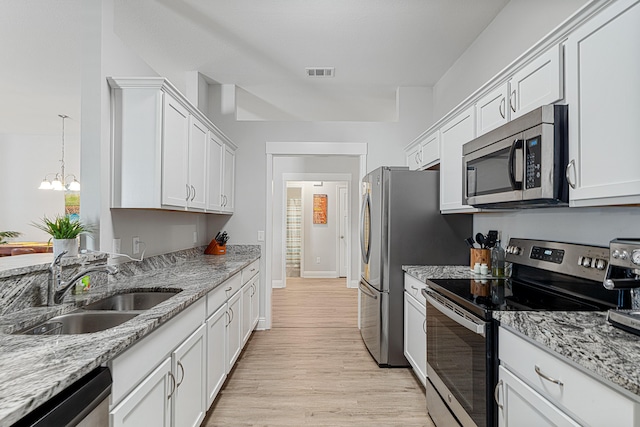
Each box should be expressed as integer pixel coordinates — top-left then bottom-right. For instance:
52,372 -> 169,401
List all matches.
47,252 -> 118,305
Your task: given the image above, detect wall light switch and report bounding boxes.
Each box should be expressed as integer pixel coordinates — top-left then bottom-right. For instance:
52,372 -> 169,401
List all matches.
316,257 -> 321,264
132,237 -> 140,254
193,231 -> 198,243
257,230 -> 265,242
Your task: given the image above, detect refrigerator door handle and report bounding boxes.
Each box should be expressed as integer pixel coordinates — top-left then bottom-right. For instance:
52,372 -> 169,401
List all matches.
359,281 -> 378,299
360,192 -> 371,264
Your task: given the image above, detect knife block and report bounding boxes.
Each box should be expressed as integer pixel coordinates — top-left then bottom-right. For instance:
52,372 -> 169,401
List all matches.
470,248 -> 490,269
205,240 -> 226,255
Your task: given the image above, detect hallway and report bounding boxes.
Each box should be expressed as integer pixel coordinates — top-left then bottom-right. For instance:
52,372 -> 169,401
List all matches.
203,278 -> 432,426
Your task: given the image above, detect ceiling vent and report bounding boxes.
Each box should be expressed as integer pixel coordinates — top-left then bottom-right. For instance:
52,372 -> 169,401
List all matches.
306,67 -> 335,78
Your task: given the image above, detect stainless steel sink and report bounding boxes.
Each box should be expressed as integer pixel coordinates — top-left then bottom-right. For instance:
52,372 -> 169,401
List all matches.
16,311 -> 139,335
81,291 -> 180,311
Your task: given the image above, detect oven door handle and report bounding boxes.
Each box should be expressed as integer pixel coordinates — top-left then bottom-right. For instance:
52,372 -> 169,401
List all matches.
426,294 -> 486,336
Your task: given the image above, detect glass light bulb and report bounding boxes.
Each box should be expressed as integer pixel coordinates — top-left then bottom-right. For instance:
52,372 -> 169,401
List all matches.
67,180 -> 81,192
51,178 -> 64,191
38,179 -> 52,190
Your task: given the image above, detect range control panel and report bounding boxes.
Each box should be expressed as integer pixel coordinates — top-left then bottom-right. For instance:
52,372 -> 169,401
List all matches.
506,238 -> 609,282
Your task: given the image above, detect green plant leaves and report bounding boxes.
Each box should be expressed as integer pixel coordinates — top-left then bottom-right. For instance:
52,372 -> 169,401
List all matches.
31,215 -> 94,239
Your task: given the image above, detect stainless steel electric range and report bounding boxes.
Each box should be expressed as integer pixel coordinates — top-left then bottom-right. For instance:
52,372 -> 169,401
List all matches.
421,238 -> 632,427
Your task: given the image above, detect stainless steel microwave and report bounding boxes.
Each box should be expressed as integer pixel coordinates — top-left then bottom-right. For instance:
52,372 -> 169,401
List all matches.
463,104 -> 569,208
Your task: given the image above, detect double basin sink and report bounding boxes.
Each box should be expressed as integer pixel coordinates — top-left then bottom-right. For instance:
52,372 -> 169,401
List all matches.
17,291 -> 181,335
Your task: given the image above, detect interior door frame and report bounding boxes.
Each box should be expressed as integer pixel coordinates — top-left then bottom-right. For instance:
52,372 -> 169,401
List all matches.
265,142 -> 367,330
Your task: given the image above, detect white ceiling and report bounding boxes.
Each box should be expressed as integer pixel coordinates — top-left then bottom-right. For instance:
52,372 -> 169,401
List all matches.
0,0 -> 510,130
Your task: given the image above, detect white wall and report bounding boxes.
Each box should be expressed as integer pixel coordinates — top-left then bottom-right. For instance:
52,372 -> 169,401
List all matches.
432,0 -> 589,120
80,0 -> 214,258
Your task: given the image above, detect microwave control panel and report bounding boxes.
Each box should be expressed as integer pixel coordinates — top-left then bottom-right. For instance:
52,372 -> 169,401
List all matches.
525,136 -> 542,189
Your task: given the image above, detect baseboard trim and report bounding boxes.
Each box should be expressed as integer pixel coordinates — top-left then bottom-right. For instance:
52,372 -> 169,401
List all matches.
301,271 -> 339,278
272,279 -> 284,288
348,280 -> 358,289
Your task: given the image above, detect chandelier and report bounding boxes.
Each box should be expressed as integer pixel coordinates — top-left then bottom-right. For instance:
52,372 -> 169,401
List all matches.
38,114 -> 80,191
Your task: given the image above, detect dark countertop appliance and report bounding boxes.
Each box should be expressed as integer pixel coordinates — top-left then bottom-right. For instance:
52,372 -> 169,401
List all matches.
605,238 -> 640,336
423,238 -> 630,427
359,167 -> 472,367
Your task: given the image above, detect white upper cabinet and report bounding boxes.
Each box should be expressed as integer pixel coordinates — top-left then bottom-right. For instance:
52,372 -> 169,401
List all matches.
476,83 -> 509,136
509,44 -> 563,120
162,95 -> 190,208
565,0 -> 640,206
405,130 -> 440,171
108,77 -> 237,213
223,145 -> 236,213
440,106 -> 478,213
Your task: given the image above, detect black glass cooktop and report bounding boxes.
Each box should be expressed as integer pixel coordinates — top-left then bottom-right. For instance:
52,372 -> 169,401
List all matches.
426,277 -> 612,320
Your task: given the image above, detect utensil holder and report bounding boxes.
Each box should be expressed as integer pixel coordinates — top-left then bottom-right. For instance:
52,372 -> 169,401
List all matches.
470,248 -> 491,270
204,240 -> 226,255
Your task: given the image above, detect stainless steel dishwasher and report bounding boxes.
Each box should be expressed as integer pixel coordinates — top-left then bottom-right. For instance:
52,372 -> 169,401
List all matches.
12,367 -> 111,427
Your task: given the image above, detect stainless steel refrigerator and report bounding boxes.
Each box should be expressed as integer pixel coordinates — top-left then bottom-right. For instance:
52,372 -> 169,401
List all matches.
359,167 -> 472,367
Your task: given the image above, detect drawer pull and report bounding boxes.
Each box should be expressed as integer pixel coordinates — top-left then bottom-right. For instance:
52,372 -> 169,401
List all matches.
410,285 -> 419,291
535,365 -> 564,387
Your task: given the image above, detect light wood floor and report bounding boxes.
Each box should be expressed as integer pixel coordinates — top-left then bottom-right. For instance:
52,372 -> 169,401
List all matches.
202,277 -> 432,427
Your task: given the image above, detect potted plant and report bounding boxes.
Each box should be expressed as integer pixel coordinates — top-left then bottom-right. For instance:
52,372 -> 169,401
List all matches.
0,231 -> 21,244
32,215 -> 93,258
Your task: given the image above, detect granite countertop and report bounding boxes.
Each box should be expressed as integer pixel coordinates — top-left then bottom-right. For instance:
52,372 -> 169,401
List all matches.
402,265 -> 640,399
0,245 -> 260,427
496,311 -> 640,399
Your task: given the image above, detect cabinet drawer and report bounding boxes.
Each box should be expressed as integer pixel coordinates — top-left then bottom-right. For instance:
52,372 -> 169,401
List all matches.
242,260 -> 259,284
404,273 -> 427,301
499,327 -> 640,426
207,273 -> 241,316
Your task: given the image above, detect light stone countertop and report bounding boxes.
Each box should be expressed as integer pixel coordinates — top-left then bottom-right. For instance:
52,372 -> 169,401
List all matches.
403,265 -> 640,399
0,245 -> 260,427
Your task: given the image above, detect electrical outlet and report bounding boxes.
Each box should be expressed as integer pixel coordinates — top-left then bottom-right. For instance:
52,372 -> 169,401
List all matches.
257,230 -> 265,242
316,257 -> 321,264
132,237 -> 140,254
113,238 -> 121,254
193,231 -> 198,243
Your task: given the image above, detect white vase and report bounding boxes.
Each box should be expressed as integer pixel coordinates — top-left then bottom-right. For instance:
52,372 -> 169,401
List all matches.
53,238 -> 79,258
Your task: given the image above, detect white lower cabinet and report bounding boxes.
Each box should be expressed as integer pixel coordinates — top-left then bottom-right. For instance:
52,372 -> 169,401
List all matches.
498,326 -> 640,427
403,291 -> 426,387
497,366 -> 580,427
110,358 -> 172,427
242,273 -> 260,346
206,304 -> 228,407
250,274 -> 260,330
172,325 -> 206,427
226,290 -> 242,373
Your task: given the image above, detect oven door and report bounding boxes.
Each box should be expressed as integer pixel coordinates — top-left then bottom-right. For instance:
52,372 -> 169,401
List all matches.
464,135 -> 524,206
425,290 -> 490,427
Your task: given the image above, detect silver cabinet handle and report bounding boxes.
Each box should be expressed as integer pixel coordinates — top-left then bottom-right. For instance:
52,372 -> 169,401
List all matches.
177,361 -> 185,387
225,310 -> 231,326
423,318 -> 427,334
167,371 -> 176,399
410,285 -> 419,291
224,195 -> 228,206
229,306 -> 234,323
566,160 -> 577,189
510,90 -> 516,112
535,365 -> 564,387
499,97 -> 506,119
185,184 -> 191,201
226,286 -> 233,293
494,379 -> 503,409
190,185 -> 196,201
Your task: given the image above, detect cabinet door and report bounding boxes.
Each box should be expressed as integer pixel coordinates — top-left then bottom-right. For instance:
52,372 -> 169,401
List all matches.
566,0 -> 640,206
222,145 -> 236,213
206,134 -> 224,211
403,291 -> 426,387
406,145 -> 422,170
251,274 -> 260,330
187,116 -> 208,210
439,106 -> 478,212
162,94 -> 190,208
497,366 -> 580,427
241,282 -> 252,346
509,44 -> 563,119
206,303 -> 227,407
420,130 -> 440,169
226,290 -> 242,373
476,83 -> 509,136
172,324 -> 206,427
110,358 -> 172,427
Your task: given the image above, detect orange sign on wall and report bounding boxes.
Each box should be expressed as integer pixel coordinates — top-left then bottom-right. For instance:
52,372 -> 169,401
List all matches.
313,194 -> 328,224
